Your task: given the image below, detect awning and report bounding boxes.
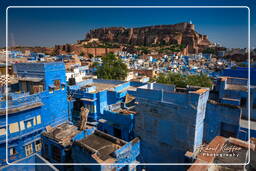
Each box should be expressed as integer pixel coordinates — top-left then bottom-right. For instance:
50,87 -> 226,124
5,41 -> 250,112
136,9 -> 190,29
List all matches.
48,85 -> 56,88
18,77 -> 43,82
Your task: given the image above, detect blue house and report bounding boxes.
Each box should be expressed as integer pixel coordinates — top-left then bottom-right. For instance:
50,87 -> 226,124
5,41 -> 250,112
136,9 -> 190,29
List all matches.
214,68 -> 256,140
98,98 -> 136,141
0,62 -> 69,166
41,122 -> 95,171
72,130 -> 140,171
134,83 -> 209,170
68,79 -> 146,123
203,100 -> 241,143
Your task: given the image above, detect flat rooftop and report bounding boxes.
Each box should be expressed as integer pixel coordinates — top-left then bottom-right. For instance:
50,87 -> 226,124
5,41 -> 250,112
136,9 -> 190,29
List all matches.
42,123 -> 80,147
83,82 -> 117,92
226,84 -> 248,91
75,130 -> 127,163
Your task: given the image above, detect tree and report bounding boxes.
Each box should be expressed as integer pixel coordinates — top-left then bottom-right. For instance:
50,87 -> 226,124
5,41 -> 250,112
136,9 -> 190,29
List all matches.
96,53 -> 128,80
88,53 -> 94,58
155,72 -> 212,88
79,52 -> 85,56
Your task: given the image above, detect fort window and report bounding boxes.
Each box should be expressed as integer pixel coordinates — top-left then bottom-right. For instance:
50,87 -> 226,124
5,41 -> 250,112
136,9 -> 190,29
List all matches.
52,145 -> 61,162
54,80 -> 61,90
35,140 -> 42,152
9,147 -> 17,156
25,144 -> 33,156
0,127 -> 5,136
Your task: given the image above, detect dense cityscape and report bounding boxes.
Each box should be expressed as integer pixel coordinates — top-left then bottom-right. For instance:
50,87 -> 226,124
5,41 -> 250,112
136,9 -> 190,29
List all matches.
0,19 -> 255,171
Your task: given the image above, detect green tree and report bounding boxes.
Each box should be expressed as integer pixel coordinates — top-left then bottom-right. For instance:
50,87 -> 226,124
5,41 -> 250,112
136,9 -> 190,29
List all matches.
96,53 -> 128,80
155,72 -> 212,88
79,52 -> 85,56
88,53 -> 94,58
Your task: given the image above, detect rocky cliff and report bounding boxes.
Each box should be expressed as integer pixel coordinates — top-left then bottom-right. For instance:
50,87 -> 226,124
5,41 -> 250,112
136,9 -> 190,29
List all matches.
84,22 -> 213,54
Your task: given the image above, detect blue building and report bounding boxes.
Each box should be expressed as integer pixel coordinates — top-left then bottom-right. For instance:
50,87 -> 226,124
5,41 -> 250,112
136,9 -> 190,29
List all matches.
41,122 -> 95,170
98,97 -> 136,141
134,83 -> 209,170
0,153 -> 58,171
72,130 -> 140,171
213,67 -> 256,141
203,100 -> 241,143
68,79 -> 145,123
0,62 -> 69,166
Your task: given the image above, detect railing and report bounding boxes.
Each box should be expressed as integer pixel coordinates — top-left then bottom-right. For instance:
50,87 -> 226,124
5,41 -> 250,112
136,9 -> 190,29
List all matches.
0,94 -> 42,110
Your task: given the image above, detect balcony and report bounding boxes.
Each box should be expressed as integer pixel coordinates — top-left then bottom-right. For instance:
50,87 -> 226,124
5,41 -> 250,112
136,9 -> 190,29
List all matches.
0,93 -> 43,115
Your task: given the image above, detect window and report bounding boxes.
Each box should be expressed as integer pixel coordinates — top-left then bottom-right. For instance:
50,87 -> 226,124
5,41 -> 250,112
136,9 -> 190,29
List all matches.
9,147 -> 17,156
54,80 -> 60,90
114,128 -> 122,139
240,97 -> 247,107
25,144 -> 33,156
220,123 -> 236,138
36,115 -> 41,124
52,145 -> 61,162
20,121 -> 25,131
35,140 -> 42,152
49,88 -> 53,93
9,122 -> 19,133
61,84 -> 65,90
33,117 -> 37,126
0,127 -> 6,136
25,119 -> 33,129
43,144 -> 49,159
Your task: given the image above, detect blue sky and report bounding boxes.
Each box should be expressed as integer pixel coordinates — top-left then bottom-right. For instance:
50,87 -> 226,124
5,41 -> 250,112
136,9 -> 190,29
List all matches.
0,0 -> 255,48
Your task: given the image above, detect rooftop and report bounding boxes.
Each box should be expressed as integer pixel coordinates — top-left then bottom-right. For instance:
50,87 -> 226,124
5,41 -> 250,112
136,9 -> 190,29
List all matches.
74,130 -> 127,163
42,123 -> 81,147
82,82 -> 117,92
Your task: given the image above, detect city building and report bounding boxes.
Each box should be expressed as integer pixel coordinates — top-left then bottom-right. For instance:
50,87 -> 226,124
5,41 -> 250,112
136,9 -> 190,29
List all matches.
0,62 -> 69,166
98,97 -> 136,141
134,83 -> 209,170
203,100 -> 241,143
68,79 -> 146,123
41,122 -> 95,170
72,130 -> 140,171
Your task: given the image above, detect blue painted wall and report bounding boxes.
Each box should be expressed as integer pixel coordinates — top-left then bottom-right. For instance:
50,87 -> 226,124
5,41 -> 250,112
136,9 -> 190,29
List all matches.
0,62 -> 69,166
134,84 -> 209,171
203,101 -> 241,143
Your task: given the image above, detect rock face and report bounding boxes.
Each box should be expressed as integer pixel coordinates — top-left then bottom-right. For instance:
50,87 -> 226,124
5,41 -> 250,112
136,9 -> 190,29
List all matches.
85,22 -> 213,54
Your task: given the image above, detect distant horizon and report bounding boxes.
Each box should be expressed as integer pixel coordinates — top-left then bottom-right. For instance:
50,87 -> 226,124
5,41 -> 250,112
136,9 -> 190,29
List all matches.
5,7 -> 250,48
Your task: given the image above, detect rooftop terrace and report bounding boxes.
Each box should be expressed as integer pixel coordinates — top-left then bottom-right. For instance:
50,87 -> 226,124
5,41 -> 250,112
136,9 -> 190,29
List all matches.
74,130 -> 127,163
42,123 -> 81,147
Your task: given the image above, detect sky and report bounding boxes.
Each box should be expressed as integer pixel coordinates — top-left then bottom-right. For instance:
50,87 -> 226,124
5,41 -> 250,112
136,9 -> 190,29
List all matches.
0,0 -> 255,49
